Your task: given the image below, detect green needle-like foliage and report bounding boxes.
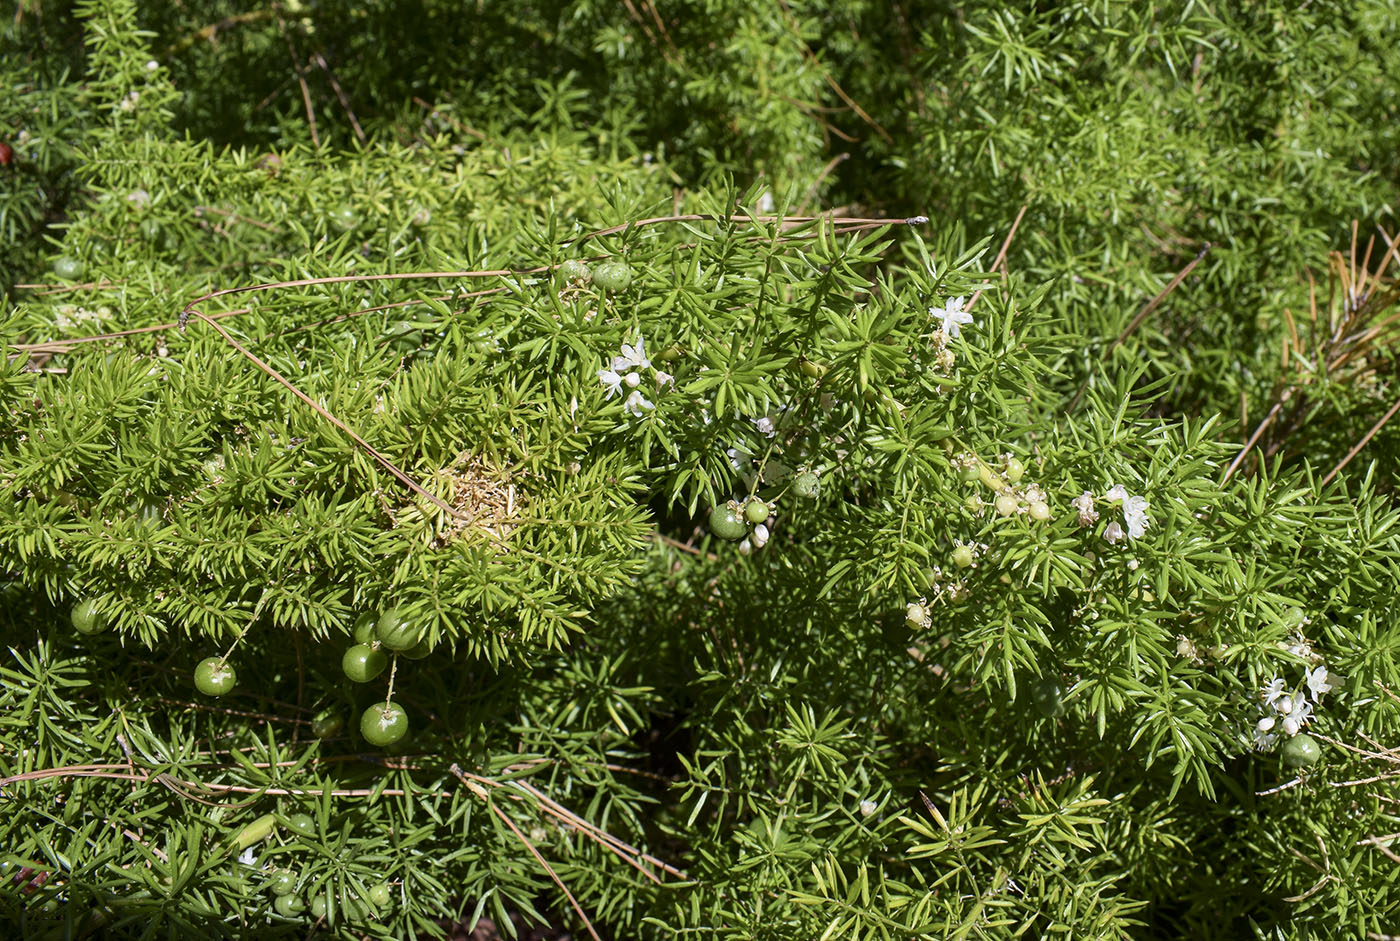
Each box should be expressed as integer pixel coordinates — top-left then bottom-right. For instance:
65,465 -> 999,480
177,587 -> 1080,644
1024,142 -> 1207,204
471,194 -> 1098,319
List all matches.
2,2 -> 1399,939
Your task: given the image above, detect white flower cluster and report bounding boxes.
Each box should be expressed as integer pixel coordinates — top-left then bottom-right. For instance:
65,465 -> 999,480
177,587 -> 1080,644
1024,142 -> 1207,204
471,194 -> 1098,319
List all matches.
598,334 -> 673,418
1252,651 -> 1342,752
1100,484 -> 1149,544
925,296 -> 974,374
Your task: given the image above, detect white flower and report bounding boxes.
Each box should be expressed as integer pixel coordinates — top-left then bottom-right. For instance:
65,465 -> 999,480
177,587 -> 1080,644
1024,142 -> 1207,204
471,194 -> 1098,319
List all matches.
612,335 -> 650,372
656,370 -> 674,387
1281,693 -> 1312,736
1251,726 -> 1278,751
145,60 -> 159,72
858,799 -> 878,818
624,371 -> 642,389
1072,491 -> 1099,527
753,416 -> 776,437
623,389 -> 653,417
1260,677 -> 1288,707
1306,666 -> 1339,702
598,368 -> 623,399
1257,716 -> 1276,733
738,539 -> 752,556
1103,521 -> 1125,544
1122,495 -> 1150,540
1103,484 -> 1149,540
929,296 -> 973,338
237,848 -> 256,866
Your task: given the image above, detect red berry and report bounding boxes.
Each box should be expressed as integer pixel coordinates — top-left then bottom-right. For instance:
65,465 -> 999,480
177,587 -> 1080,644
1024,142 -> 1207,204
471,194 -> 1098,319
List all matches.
0,142 -> 13,167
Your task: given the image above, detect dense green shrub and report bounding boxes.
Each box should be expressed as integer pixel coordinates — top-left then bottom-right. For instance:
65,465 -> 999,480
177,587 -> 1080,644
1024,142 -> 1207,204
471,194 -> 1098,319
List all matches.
3,2 -> 1399,939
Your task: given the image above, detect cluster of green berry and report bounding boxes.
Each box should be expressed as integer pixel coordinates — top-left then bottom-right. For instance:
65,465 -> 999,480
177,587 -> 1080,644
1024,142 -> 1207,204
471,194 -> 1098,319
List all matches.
68,601 -> 421,748
706,470 -> 820,552
229,814 -> 393,924
556,258 -> 632,293
956,452 -> 1052,521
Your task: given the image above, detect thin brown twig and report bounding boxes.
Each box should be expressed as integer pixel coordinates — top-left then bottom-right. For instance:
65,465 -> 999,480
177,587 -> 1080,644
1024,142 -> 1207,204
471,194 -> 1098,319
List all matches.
275,11 -> 318,148
966,204 -> 1028,313
1319,390 -> 1400,488
1066,243 -> 1212,412
190,310 -> 462,518
309,51 -> 365,144
775,0 -> 893,143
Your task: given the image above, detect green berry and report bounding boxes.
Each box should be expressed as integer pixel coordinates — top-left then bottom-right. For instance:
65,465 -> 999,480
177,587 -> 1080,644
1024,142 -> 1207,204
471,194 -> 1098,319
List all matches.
286,813 -> 316,837
269,871 -> 297,896
194,657 -> 237,697
793,472 -> 820,499
994,494 -> 1019,517
400,635 -> 434,660
71,599 -> 110,635
274,894 -> 305,917
959,465 -> 980,482
1028,501 -> 1051,521
52,256 -> 84,280
342,644 -> 388,683
708,504 -> 748,541
328,205 -> 359,232
952,545 -> 974,569
744,500 -> 770,524
557,260 -> 591,283
905,602 -> 929,629
309,895 -> 328,919
310,709 -> 344,739
138,217 -> 163,242
1031,678 -> 1067,718
1281,733 -> 1322,769
1005,457 -> 1025,483
591,260 -> 632,292
352,612 -> 377,645
361,701 -> 409,747
367,882 -> 391,907
375,607 -> 425,651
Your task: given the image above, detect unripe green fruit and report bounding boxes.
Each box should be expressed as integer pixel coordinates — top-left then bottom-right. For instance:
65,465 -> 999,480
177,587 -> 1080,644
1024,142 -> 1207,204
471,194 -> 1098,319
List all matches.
310,709 -> 344,739
959,465 -> 980,482
557,260 -> 590,282
231,813 -> 277,851
352,612 -> 377,645
1281,733 -> 1322,769
375,607 -> 425,651
194,657 -> 237,697
286,814 -> 317,837
798,359 -> 828,379
905,602 -> 929,629
744,500 -> 770,524
952,545 -> 974,568
274,894 -> 305,917
53,256 -> 84,280
361,701 -> 409,746
309,895 -> 328,919
1028,501 -> 1051,521
708,504 -> 748,541
793,472 -> 820,499
71,599 -> 110,635
342,644 -> 387,682
1031,678 -> 1067,718
977,465 -> 1003,491
994,494 -> 1019,517
269,871 -> 297,896
328,205 -> 359,232
1005,458 -> 1025,483
591,260 -> 632,292
400,635 -> 434,660
139,217 -> 163,242
367,882 -> 392,907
